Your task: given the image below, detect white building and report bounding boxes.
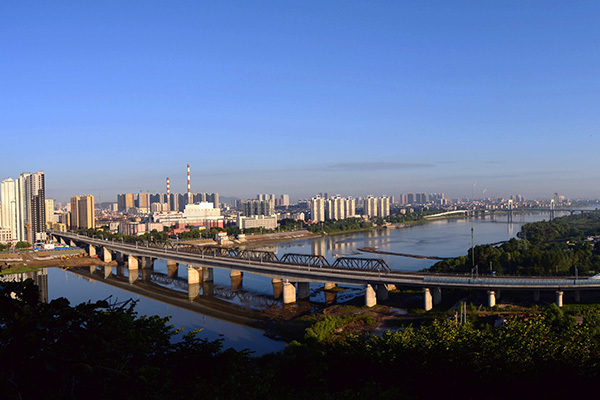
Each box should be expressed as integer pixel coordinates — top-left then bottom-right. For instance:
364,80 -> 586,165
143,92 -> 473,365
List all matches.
237,215 -> 278,230
377,197 -> 390,218
346,197 -> 356,218
311,196 -> 325,222
153,202 -> 223,227
363,195 -> 378,218
327,195 -> 346,220
1,178 -> 16,242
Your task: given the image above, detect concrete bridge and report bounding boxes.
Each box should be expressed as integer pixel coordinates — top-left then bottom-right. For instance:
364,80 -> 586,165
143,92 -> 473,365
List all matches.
49,230 -> 600,310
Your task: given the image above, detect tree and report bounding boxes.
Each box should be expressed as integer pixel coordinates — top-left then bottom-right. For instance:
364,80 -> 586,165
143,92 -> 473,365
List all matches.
15,241 -> 31,249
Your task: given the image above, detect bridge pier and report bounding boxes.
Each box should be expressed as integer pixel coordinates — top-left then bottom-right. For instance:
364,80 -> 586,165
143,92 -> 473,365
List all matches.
365,284 -> 376,307
167,261 -> 178,278
141,267 -> 152,281
188,267 -> 201,285
424,288 -> 433,311
376,284 -> 388,302
189,283 -> 200,301
128,268 -> 139,284
69,239 -> 77,247
282,281 -> 296,304
297,282 -> 310,300
386,284 -> 397,292
202,267 -> 214,282
272,279 -> 283,299
230,270 -> 243,290
324,282 -> 336,290
534,290 -> 540,302
574,290 -> 580,302
556,290 -> 563,307
115,252 -> 125,265
487,291 -> 496,308
103,265 -> 111,279
432,287 -> 442,305
59,237 -> 66,245
88,245 -> 96,258
127,255 -> 139,269
141,257 -> 154,269
202,282 -> 214,297
102,247 -> 112,263
89,265 -> 95,274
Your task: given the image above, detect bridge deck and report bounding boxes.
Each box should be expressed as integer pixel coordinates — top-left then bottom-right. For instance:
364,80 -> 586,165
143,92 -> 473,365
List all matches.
50,231 -> 600,291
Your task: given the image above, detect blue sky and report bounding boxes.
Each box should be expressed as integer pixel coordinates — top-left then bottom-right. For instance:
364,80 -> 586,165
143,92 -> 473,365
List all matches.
1,1 -> 599,203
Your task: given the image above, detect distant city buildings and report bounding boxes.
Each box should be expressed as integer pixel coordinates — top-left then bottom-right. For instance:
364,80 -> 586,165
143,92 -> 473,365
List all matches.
311,196 -> 326,222
153,201 -> 224,229
118,192 -> 220,215
310,195 -> 357,222
361,195 -> 390,218
237,215 -> 278,231
70,194 -> 95,231
0,171 -> 46,243
243,199 -> 275,217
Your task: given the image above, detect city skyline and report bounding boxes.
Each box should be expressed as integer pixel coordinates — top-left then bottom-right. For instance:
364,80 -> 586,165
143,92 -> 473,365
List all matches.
2,2 -> 599,202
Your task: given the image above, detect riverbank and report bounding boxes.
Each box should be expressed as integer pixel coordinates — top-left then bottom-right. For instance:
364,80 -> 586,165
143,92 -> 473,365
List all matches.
0,249 -> 116,271
236,230 -> 318,247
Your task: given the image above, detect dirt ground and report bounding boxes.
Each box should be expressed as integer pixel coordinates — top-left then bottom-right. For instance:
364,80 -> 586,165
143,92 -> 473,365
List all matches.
236,230 -> 318,247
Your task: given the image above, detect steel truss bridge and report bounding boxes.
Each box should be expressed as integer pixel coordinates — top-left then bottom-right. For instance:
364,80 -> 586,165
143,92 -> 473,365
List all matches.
49,230 -> 600,293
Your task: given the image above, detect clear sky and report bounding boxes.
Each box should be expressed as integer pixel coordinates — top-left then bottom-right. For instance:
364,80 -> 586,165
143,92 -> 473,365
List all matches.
2,1 -> 599,203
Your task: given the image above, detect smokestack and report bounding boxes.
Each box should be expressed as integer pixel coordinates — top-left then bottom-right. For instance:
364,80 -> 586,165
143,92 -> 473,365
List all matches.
187,164 -> 193,204
167,177 -> 170,196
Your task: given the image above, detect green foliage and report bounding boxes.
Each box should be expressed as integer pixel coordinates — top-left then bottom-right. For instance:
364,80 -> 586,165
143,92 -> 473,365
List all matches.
0,280 -> 258,400
307,218 -> 373,234
15,241 -> 31,249
2,280 -> 600,398
384,208 -> 445,224
304,314 -> 378,342
429,213 -> 600,276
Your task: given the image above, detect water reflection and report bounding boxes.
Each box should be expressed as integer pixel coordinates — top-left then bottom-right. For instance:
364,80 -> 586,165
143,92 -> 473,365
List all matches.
0,268 -> 48,302
46,267 -> 286,355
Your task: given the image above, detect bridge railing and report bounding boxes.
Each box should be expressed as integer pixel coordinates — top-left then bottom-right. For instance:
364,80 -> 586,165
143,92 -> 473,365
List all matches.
424,276 -> 600,287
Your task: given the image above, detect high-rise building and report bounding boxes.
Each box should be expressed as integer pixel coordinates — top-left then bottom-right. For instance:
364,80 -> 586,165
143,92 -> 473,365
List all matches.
377,197 -> 390,218
280,194 -> 290,207
311,196 -> 325,222
194,192 -> 219,208
70,195 -> 95,230
363,195 -> 378,218
28,172 -> 46,243
136,192 -> 150,213
117,193 -> 135,213
400,194 -> 408,205
327,195 -> 346,220
416,193 -> 428,204
346,197 -> 356,217
407,193 -> 415,204
1,178 -> 16,240
45,199 -> 56,225
243,199 -> 275,216
13,172 -> 46,243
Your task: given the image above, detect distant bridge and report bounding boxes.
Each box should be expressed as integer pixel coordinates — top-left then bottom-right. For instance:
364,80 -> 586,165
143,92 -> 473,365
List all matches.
49,230 -> 600,310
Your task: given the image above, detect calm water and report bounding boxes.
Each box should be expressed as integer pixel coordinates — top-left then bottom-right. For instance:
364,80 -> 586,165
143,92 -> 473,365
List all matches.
32,211 -> 566,354
264,211 -> 571,271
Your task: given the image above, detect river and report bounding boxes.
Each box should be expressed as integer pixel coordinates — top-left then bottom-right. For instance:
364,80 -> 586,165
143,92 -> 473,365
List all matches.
14,211 -> 569,355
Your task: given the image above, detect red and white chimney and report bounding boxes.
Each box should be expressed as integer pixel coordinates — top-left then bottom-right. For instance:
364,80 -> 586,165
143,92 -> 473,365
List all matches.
187,164 -> 193,204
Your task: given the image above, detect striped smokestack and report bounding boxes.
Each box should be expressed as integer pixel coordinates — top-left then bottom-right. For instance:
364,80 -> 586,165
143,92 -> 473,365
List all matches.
167,177 -> 170,196
187,164 -> 191,194
187,164 -> 193,204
